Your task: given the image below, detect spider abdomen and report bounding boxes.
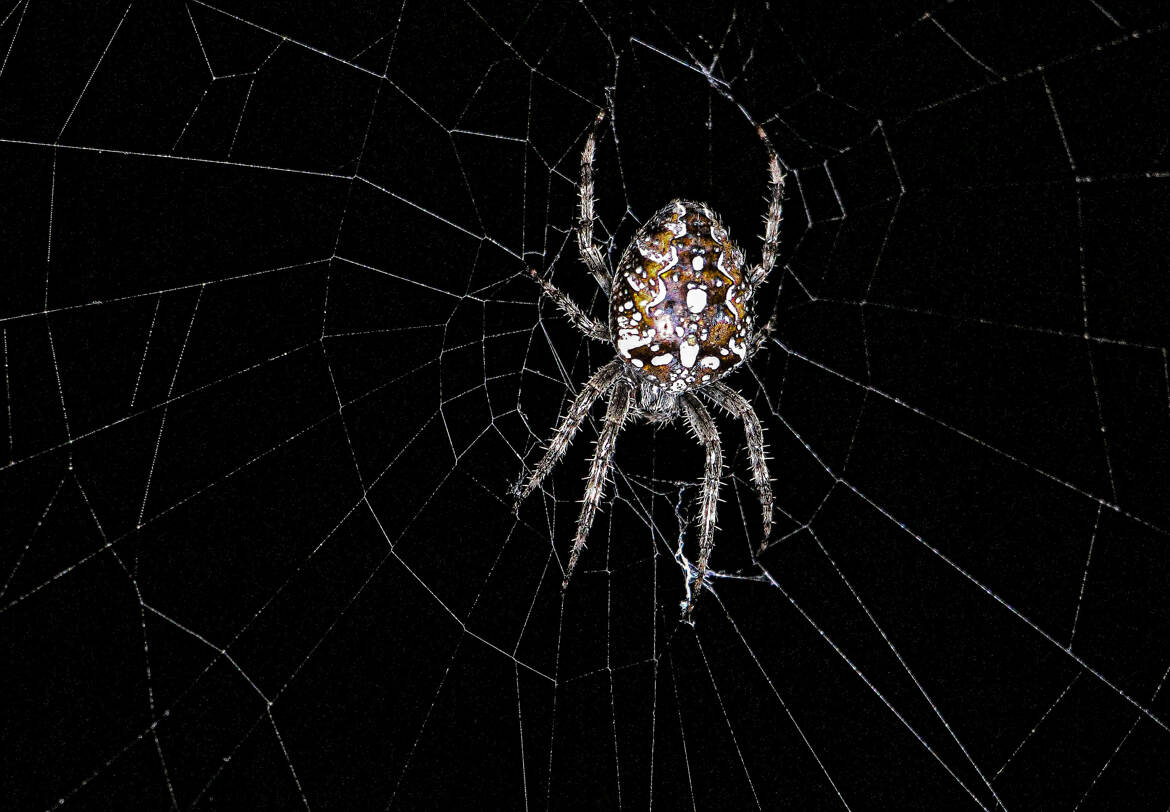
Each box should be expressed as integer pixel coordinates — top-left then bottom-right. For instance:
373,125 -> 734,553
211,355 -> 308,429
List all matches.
610,200 -> 751,393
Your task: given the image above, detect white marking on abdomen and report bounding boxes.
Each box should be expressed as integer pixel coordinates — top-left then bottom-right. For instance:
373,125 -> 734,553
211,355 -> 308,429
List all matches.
617,331 -> 653,358
659,245 -> 679,273
655,313 -> 673,337
724,284 -> 738,317
647,275 -> 669,307
651,353 -> 674,366
686,288 -> 708,313
679,341 -> 699,368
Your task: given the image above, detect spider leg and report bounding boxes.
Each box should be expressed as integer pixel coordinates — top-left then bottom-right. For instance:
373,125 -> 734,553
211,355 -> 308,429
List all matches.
563,376 -> 633,589
703,381 -> 773,548
527,267 -> 610,342
515,358 -> 623,510
681,393 -> 723,623
748,308 -> 778,358
747,125 -> 785,288
576,109 -> 611,294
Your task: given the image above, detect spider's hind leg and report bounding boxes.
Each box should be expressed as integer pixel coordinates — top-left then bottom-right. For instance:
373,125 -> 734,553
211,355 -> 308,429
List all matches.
704,381 -> 773,549
680,394 -> 723,623
514,359 -> 623,510
563,377 -> 633,589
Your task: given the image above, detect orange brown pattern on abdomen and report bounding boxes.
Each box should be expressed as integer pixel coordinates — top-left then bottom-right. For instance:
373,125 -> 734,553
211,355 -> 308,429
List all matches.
609,200 -> 752,393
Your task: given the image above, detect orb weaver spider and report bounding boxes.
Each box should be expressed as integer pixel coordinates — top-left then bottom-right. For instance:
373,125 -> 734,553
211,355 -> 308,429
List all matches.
517,110 -> 784,623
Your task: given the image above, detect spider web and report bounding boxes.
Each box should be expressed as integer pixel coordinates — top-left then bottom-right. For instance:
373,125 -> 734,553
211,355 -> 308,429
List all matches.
1,0 -> 1168,808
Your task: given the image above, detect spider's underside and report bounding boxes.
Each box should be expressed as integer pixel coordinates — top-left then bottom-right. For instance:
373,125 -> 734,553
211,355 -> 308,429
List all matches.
517,111 -> 784,623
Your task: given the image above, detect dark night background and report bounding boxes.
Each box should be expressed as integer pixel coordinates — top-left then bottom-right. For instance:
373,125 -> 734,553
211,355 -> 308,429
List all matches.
1,1 -> 1168,809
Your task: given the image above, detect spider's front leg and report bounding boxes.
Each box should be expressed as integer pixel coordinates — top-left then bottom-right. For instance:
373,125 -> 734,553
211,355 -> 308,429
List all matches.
526,268 -> 610,343
576,108 -> 610,294
704,381 -> 773,550
748,125 -> 786,288
681,394 -> 723,623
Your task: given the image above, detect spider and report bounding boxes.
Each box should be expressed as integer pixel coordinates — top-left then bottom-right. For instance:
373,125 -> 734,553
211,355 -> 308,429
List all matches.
516,109 -> 784,623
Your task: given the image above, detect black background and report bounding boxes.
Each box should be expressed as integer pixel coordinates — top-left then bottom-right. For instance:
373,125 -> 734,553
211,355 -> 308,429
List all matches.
2,1 -> 1168,809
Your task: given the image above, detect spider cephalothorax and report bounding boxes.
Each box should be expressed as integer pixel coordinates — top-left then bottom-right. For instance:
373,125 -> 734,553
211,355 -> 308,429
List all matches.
517,111 -> 784,623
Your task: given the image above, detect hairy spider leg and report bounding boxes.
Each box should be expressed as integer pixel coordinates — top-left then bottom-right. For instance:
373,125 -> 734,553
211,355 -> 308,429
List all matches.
705,381 -> 773,546
681,394 -> 723,622
564,377 -> 633,589
527,267 -> 610,342
748,307 -> 779,359
748,126 -> 786,288
515,358 -> 624,509
576,109 -> 610,294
